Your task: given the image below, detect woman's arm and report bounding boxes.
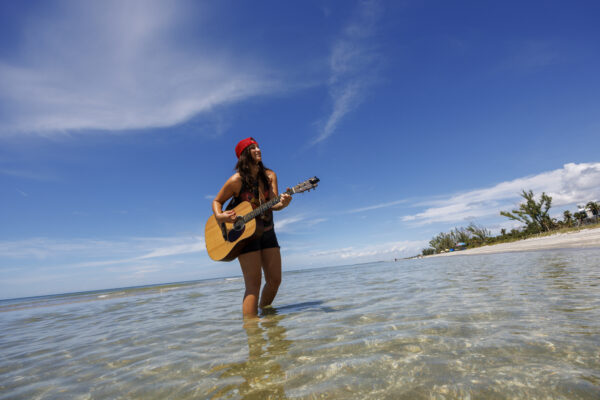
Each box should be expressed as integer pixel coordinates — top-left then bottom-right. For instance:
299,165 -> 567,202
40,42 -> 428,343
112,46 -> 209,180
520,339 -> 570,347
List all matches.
268,170 -> 292,211
212,174 -> 242,223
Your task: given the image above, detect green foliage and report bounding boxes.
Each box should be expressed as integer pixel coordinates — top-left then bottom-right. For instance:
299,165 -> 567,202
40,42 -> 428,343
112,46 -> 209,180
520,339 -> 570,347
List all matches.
466,223 -> 491,244
563,210 -> 573,227
574,211 -> 587,224
421,248 -> 436,256
586,201 -> 599,217
500,190 -> 555,233
451,227 -> 470,244
427,222 -> 492,253
429,232 -> 455,253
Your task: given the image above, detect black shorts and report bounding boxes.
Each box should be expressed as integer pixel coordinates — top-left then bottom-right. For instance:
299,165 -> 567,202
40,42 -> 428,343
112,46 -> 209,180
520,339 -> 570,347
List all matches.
239,228 -> 280,255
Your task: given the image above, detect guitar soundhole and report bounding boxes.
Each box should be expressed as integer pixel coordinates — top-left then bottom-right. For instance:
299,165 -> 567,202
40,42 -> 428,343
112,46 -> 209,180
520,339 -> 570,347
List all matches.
233,217 -> 245,231
227,226 -> 245,242
226,217 -> 246,242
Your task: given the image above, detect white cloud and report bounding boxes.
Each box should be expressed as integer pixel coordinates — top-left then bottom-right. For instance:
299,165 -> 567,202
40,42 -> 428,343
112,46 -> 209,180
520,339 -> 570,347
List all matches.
296,239 -> 427,264
0,236 -> 213,299
0,235 -> 205,265
402,162 -> 600,225
116,263 -> 166,280
138,238 -> 205,259
346,199 -> 408,214
0,0 -> 280,136
275,215 -> 327,233
275,216 -> 306,233
312,0 -> 382,145
0,168 -> 58,181
0,237 -> 119,260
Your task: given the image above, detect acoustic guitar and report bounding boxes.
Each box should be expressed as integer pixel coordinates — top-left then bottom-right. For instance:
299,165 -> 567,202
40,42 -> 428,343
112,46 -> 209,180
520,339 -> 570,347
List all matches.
205,176 -> 319,261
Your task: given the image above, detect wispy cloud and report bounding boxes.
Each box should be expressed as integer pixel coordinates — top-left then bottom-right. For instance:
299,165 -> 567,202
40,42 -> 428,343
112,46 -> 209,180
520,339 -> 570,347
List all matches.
0,235 -> 212,298
0,235 -> 205,265
402,163 -> 600,225
275,216 -> 306,233
0,168 -> 58,181
275,215 -> 327,234
138,239 -> 205,259
306,239 -> 427,262
345,199 -> 409,214
311,0 -> 382,145
0,0 -> 280,136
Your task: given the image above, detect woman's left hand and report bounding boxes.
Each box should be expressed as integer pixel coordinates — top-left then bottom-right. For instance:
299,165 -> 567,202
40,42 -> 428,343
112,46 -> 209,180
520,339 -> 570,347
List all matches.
280,192 -> 292,208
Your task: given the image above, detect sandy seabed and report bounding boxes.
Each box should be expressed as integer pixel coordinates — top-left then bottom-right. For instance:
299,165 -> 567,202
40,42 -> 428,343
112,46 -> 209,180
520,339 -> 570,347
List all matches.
430,226 -> 600,257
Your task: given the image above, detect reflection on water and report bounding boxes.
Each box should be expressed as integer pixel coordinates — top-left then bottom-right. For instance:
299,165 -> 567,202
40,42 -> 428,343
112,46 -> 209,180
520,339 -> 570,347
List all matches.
208,314 -> 291,399
268,301 -> 338,314
1,248 -> 600,399
543,261 -> 576,290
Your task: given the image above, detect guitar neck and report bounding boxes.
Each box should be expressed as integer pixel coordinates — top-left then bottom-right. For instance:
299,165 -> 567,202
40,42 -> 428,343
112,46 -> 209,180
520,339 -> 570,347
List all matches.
238,176 -> 318,224
242,193 -> 286,223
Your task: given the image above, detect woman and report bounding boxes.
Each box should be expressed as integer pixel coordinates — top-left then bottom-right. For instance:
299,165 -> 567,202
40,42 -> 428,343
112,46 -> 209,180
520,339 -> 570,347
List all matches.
212,137 -> 292,317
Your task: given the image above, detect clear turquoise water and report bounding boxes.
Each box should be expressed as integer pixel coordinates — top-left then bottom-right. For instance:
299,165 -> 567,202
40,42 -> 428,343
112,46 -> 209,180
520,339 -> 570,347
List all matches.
1,249 -> 599,399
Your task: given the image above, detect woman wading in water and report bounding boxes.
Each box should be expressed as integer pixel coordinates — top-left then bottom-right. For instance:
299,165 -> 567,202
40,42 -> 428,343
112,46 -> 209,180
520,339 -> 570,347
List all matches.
212,138 -> 292,317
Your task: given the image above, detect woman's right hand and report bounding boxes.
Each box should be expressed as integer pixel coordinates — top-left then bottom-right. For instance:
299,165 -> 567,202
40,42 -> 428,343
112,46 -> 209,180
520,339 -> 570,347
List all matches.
216,209 -> 237,223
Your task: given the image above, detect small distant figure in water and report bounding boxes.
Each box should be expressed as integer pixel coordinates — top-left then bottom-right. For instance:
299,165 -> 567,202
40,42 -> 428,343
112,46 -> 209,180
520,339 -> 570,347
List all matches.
212,138 -> 292,318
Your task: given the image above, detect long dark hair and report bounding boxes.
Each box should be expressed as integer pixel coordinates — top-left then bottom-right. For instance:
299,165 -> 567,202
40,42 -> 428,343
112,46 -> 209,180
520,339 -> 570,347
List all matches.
235,147 -> 271,196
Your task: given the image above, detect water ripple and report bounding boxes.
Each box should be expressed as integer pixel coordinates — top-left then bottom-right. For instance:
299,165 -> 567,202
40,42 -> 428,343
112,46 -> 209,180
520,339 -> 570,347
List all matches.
1,249 -> 600,399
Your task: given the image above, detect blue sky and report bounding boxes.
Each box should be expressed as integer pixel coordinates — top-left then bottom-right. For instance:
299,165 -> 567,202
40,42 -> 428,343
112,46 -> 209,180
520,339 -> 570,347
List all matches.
1,0 -> 599,299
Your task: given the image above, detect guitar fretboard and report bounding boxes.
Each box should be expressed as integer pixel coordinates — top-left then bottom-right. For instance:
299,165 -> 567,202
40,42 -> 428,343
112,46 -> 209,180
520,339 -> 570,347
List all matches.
242,194 -> 284,223
236,176 -> 317,224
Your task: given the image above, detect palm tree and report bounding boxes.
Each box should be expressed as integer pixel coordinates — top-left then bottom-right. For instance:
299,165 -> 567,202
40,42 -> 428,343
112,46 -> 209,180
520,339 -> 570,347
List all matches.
466,223 -> 491,244
500,190 -> 555,232
563,210 -> 573,227
586,201 -> 599,220
574,211 -> 588,226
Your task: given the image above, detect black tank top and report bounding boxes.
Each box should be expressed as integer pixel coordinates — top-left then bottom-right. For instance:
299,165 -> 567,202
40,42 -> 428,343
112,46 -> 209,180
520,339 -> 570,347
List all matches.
226,177 -> 274,228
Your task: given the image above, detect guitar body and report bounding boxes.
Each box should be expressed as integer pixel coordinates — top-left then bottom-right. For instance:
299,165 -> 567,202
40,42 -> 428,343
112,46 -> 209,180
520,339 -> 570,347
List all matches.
204,201 -> 264,261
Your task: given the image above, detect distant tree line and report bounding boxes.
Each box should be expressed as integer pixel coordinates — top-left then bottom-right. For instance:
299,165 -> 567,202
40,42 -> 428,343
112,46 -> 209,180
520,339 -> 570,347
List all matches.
421,191 -> 599,256
425,223 -> 491,254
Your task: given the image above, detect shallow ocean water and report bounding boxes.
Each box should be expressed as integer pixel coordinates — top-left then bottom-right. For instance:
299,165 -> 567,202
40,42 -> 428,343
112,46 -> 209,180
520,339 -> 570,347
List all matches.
1,248 -> 599,399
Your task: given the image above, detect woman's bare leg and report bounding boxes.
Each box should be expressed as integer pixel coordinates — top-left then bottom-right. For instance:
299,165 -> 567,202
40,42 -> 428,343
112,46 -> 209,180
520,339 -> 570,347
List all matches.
238,251 -> 263,317
259,247 -> 282,309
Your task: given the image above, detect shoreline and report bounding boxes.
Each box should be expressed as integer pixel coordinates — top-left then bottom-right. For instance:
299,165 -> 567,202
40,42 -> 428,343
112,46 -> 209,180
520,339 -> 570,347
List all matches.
426,227 -> 600,257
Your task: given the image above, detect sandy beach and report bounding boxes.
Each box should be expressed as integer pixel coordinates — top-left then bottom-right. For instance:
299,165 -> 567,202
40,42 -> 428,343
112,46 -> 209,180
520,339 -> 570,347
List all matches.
430,227 -> 600,257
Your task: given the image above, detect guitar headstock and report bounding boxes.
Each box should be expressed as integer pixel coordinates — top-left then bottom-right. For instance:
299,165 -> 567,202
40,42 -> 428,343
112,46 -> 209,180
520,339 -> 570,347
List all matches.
289,176 -> 319,194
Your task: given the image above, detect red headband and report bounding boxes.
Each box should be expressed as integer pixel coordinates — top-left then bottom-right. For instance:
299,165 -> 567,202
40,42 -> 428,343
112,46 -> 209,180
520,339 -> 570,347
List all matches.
235,137 -> 258,158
